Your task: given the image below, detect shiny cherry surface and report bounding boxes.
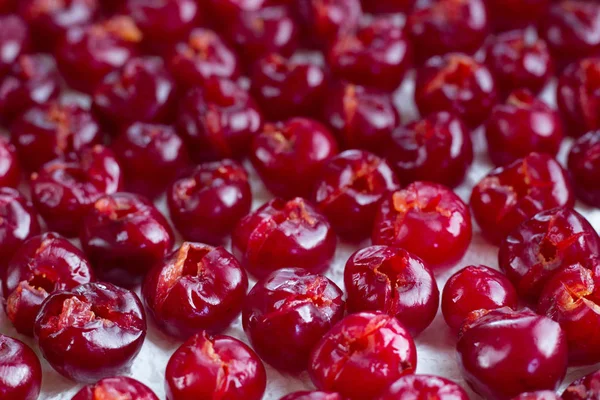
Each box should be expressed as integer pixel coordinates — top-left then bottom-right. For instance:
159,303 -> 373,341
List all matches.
296,0 -> 362,48
0,188 -> 40,269
562,370 -> 600,400
376,374 -> 470,400
72,376 -> 159,400
0,136 -> 21,187
568,130 -> 600,207
0,334 -> 41,400
0,14 -> 29,76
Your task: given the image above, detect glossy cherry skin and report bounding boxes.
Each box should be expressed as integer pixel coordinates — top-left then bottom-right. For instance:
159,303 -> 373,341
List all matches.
470,152 -> 575,244
457,308 -> 568,400
385,111 -> 473,188
442,265 -> 518,333
56,16 -> 142,93
30,145 -> 124,237
250,53 -> 326,121
165,331 -> 267,400
11,101 -> 103,172
511,392 -> 560,400
309,312 -> 417,400
2,232 -> 94,336
313,150 -> 400,240
373,181 -> 472,269
407,0 -> 489,63
112,123 -> 190,199
72,376 -> 159,400
243,268 -> 345,371
250,118 -> 339,199
0,14 -> 29,76
376,375 -> 470,400
232,197 -> 337,279
344,245 -> 438,336
168,28 -> 240,87
176,78 -> 263,162
415,53 -> 498,128
296,0 -> 362,48
280,392 -> 344,400
0,188 -> 40,269
0,334 -> 41,400
143,242 -> 248,340
0,136 -> 21,187
167,160 -> 252,245
80,192 -> 174,287
34,282 -> 146,383
328,17 -> 412,92
485,90 -> 564,166
568,130 -> 600,207
485,0 -> 549,32
498,207 -> 599,302
323,82 -> 400,154
562,370 -> 600,400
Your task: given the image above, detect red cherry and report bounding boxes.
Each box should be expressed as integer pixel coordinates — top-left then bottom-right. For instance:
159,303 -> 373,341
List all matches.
562,369 -> 600,400
568,130 -> 600,207
376,375 -> 470,400
280,392 -> 343,400
0,136 -> 21,188
0,334 -> 41,400
511,392 -> 560,400
485,0 -> 549,32
72,376 -> 158,400
0,14 -> 30,76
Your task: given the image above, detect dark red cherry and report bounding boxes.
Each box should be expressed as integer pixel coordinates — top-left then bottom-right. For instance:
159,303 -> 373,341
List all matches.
72,376 -> 158,400
511,392 -> 560,400
295,0 -> 362,48
0,334 -> 41,400
486,0 -> 549,32
280,392 -> 343,400
360,0 -> 414,14
0,14 -> 30,76
562,369 -> 600,400
568,130 -> 600,207
376,375 -> 470,400
0,0 -> 15,13
0,188 -> 40,269
0,136 -> 21,187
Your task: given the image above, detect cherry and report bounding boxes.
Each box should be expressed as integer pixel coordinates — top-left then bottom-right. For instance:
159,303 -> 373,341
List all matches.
511,393 -> 560,400
11,101 -> 103,172
112,122 -> 190,199
0,14 -> 29,76
344,245 -> 439,336
309,312 -> 417,399
0,136 -> 21,187
360,0 -> 414,13
323,82 -> 400,154
243,268 -> 345,371
0,334 -> 41,400
2,232 -> 94,336
167,160 -> 252,245
312,150 -> 400,240
30,145 -> 124,237
0,188 -> 40,269
485,0 -> 549,32
72,376 -> 158,400
250,118 -> 339,199
0,0 -> 15,13
373,181 -> 472,269
143,242 -> 248,340
232,197 -> 336,279
568,130 -> 600,207
280,392 -> 343,400
176,78 -> 263,162
384,111 -> 473,188
296,0 -> 362,48
415,53 -> 498,128
165,331 -> 266,400
328,17 -> 412,92
376,375 -> 470,400
250,53 -> 326,121
470,152 -> 575,244
485,90 -> 564,166
457,308 -> 568,400
442,265 -> 518,333
206,0 -> 271,20
562,369 -> 600,400
34,282 -> 146,383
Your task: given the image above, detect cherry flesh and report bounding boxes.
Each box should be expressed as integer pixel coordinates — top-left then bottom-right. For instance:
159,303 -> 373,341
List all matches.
376,374 -> 470,400
568,130 -> 600,207
0,334 -> 41,400
562,369 -> 600,400
0,188 -> 40,269
72,376 -> 158,400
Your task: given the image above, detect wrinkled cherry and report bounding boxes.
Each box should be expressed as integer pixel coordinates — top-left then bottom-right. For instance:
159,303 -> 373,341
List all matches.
485,90 -> 564,166
165,331 -> 266,400
250,118 -> 339,199
511,392 -> 560,400
72,376 -> 158,400
143,242 -> 248,339
442,265 -> 518,333
309,312 -> 417,399
470,152 -> 575,244
2,232 -> 94,336
232,197 -> 336,279
313,150 -> 399,240
376,375 -> 469,400
457,308 -> 568,399
243,268 -> 345,371
34,282 -> 146,383
280,392 -> 343,400
373,181 -> 472,269
0,136 -> 21,187
0,334 -> 41,400
485,0 -> 549,32
0,188 -> 40,269
296,0 -> 362,48
568,130 -> 600,207
0,14 -> 29,76
562,369 -> 600,400
344,245 -> 439,336
415,53 -> 498,128
385,111 -> 473,188
167,160 -> 251,245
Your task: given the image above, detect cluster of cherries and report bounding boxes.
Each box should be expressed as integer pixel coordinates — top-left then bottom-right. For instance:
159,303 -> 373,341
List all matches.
1,0 -> 600,399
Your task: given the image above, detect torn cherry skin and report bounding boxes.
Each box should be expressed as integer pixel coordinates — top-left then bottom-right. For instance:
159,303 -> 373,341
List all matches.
165,331 -> 266,400
0,188 -> 40,270
344,245 -> 439,336
372,181 -> 472,269
143,242 -> 248,340
568,130 -> 600,207
309,312 -> 417,400
81,192 -> 174,287
0,136 -> 21,188
2,232 -> 94,336
280,392 -> 344,400
457,308 -> 568,400
0,334 -> 41,400
498,207 -> 599,303
470,152 -> 575,245
376,375 -> 470,400
72,376 -> 159,400
441,265 -> 518,333
562,369 -> 600,400
34,282 -> 146,383
0,14 -> 29,76
232,197 -> 336,279
242,268 -> 345,371
250,118 -> 339,199
510,392 -> 560,400
313,150 -> 399,240
295,0 -> 362,49
11,101 -> 103,172
485,0 -> 549,32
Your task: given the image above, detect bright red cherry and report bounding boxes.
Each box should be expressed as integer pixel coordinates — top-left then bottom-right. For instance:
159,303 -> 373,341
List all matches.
0,14 -> 29,76
485,0 -> 549,32
0,334 -> 41,400
568,130 -> 600,207
72,376 -> 158,400
280,392 -> 343,400
0,136 -> 21,187
0,188 -> 40,269
562,369 -> 600,400
296,0 -> 362,48
376,375 -> 470,400
511,392 -> 560,400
